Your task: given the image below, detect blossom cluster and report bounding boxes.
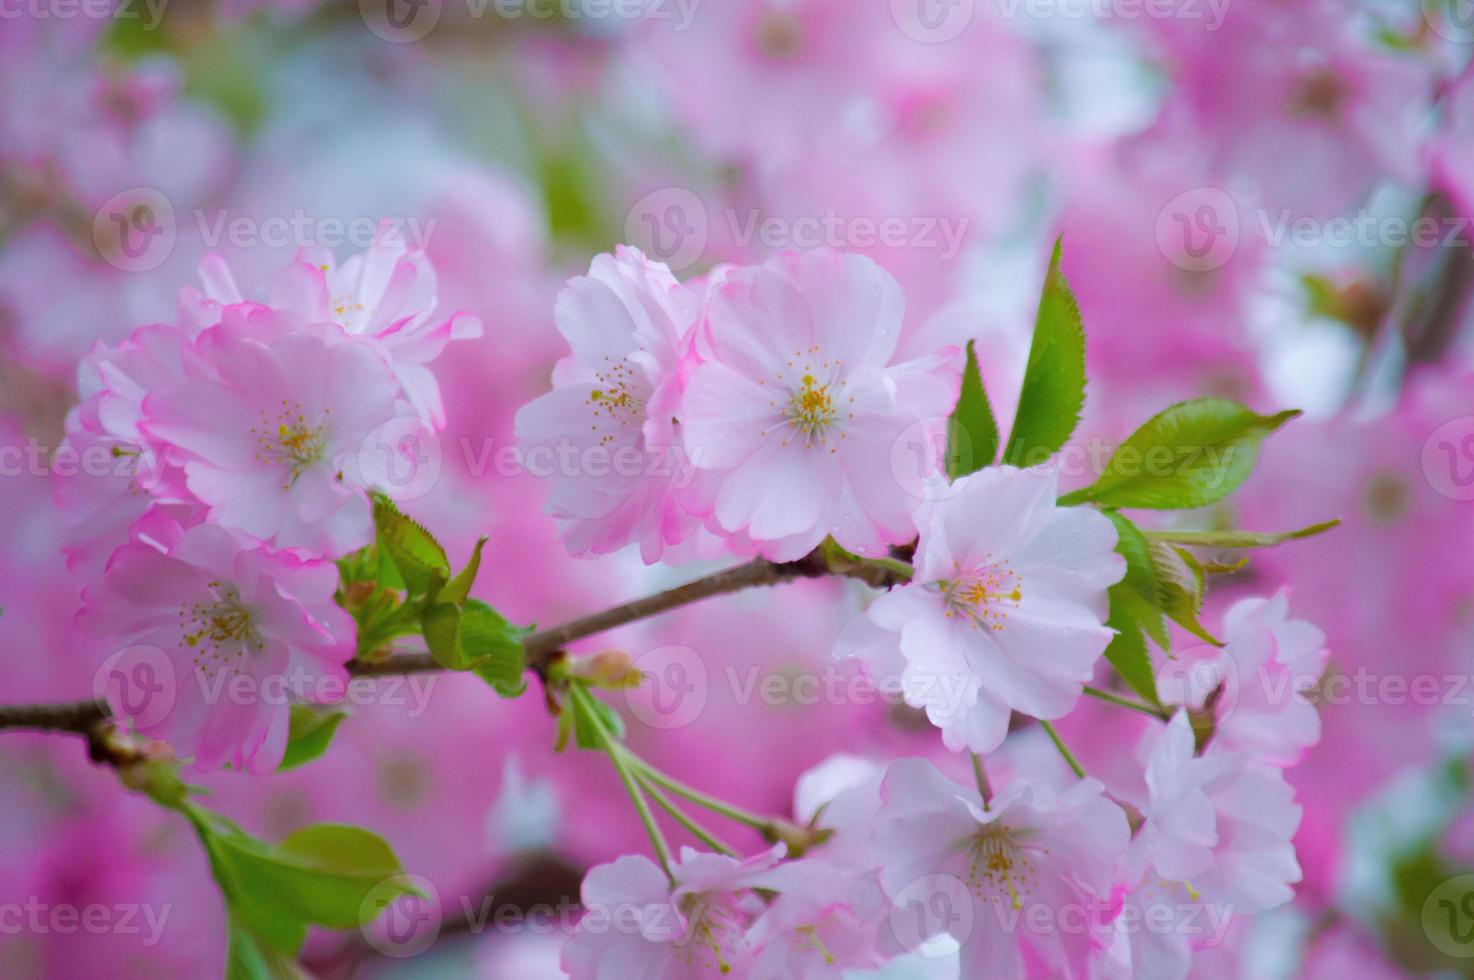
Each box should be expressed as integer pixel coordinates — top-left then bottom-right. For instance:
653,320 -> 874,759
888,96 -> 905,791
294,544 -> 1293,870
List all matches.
62,231 -> 481,771
522,248 -> 1331,979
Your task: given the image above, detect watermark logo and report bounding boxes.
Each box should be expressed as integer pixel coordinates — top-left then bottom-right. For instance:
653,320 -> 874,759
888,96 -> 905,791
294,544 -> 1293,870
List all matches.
625,187 -> 709,274
1424,874 -> 1474,958
93,645 -> 177,730
358,417 -> 443,501
92,188 -> 176,272
360,874 -> 442,958
891,0 -> 975,43
1156,187 -> 1240,272
888,874 -> 974,952
1422,417 -> 1474,502
890,417 -> 965,502
623,644 -> 707,730
360,0 -> 443,42
1422,0 -> 1474,43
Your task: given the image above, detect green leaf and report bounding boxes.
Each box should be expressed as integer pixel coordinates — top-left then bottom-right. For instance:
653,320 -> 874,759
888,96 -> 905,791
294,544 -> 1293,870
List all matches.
213,824 -> 419,933
1148,542 -> 1223,646
462,600 -> 529,698
372,494 -> 450,597
947,340 -> 1000,479
225,917 -> 311,980
1060,399 -> 1300,510
278,707 -> 348,772
421,600 -> 467,671
1103,512 -> 1168,650
568,686 -> 625,750
1102,595 -> 1159,705
441,537 -> 488,607
1144,519 -> 1340,549
1002,239 -> 1087,467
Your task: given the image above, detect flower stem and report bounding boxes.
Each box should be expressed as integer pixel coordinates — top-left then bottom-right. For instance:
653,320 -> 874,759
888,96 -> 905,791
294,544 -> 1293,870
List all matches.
1039,719 -> 1087,780
572,686 -> 675,879
634,770 -> 738,857
1082,686 -> 1170,721
970,751 -> 994,807
632,760 -> 775,832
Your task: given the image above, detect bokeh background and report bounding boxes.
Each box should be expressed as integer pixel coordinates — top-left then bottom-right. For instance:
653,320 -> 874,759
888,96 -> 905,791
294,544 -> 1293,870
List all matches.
2,0 -> 1473,975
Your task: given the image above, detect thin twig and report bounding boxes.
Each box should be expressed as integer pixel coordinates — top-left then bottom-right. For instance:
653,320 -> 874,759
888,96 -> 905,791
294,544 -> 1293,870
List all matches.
0,546 -> 912,765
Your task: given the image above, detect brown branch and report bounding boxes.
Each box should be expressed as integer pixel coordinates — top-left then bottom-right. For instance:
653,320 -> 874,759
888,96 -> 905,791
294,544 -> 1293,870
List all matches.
0,546 -> 911,765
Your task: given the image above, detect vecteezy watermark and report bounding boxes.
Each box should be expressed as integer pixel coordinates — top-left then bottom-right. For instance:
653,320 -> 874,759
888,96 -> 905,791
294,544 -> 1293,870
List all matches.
1423,874 -> 1474,959
725,209 -> 971,262
622,189 -> 972,273
92,187 -> 177,273
624,187 -> 709,274
94,649 -> 442,730
1156,187 -> 1474,271
1422,417 -> 1474,502
458,435 -> 700,487
1421,0 -> 1474,44
622,645 -> 708,730
1257,210 -> 1472,251
0,899 -> 173,945
90,190 -> 439,271
0,0 -> 169,30
0,437 -> 164,484
358,417 -> 444,502
890,0 -> 976,43
358,0 -> 700,44
361,875 -> 442,958
992,0 -> 1231,30
1156,187 -> 1241,273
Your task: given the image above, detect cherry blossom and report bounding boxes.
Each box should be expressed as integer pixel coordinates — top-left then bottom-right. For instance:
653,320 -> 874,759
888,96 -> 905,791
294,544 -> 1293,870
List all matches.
682,248 -> 959,560
837,465 -> 1124,752
515,246 -> 703,563
141,308 -> 403,556
563,846 -> 878,979
77,513 -> 353,772
872,758 -> 1131,977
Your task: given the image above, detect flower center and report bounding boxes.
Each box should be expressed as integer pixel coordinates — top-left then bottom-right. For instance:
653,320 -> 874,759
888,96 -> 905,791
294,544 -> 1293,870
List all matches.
1288,66 -> 1348,120
252,402 -> 328,489
588,356 -> 647,447
754,10 -> 802,61
761,347 -> 854,450
179,582 -> 262,676
676,893 -> 751,974
938,559 -> 1023,631
965,825 -> 1038,910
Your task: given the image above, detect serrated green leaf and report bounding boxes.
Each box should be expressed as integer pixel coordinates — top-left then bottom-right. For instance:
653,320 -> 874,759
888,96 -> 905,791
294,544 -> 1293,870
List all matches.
421,600 -> 467,671
213,824 -> 418,933
372,495 -> 449,597
1144,519 -> 1340,549
947,340 -> 1000,479
1060,399 -> 1300,510
1103,594 -> 1158,705
441,537 -> 487,607
1148,542 -> 1223,646
1103,512 -> 1168,649
461,600 -> 529,698
1002,239 -> 1087,467
279,707 -> 348,772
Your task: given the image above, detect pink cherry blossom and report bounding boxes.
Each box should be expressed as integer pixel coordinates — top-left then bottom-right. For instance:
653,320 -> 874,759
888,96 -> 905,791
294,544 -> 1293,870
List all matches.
873,758 -> 1131,977
682,249 -> 959,560
265,225 -> 484,427
515,246 -> 703,563
141,308 -> 403,556
1161,592 -> 1329,767
1099,711 -> 1304,976
77,514 -> 353,772
563,845 -> 878,978
55,324 -> 194,576
837,465 -> 1124,752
